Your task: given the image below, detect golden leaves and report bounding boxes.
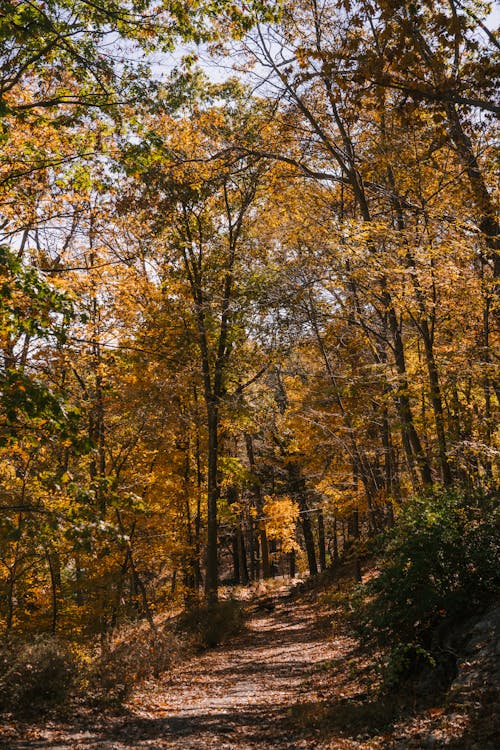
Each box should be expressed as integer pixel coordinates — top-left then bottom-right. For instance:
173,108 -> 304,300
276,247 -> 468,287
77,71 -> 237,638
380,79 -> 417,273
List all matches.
262,494 -> 300,553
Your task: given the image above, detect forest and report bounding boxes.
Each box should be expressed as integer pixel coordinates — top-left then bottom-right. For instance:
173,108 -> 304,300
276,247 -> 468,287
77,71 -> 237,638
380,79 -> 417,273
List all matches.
0,1 -> 498,748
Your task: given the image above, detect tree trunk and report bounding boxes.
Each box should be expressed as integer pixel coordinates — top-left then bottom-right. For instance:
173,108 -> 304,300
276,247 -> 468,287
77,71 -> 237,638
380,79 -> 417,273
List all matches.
248,513 -> 258,581
237,522 -> 249,584
350,508 -> 362,583
387,301 -> 434,486
245,434 -> 271,578
420,321 -> 452,485
289,549 -> 296,578
332,517 -> 339,562
46,549 -> 59,635
287,462 -> 318,576
446,104 -> 500,284
317,508 -> 327,572
232,533 -> 240,583
205,405 -> 219,604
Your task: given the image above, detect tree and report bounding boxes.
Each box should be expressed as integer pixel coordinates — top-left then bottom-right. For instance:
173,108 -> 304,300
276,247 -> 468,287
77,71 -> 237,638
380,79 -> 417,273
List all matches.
118,92 -> 274,600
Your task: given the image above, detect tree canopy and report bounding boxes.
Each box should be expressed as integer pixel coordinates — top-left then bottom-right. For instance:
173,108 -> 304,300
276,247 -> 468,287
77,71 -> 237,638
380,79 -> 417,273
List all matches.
0,0 -> 498,643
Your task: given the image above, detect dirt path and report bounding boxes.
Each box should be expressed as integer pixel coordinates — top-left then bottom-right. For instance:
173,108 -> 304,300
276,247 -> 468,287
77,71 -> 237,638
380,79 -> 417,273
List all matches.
1,597 -> 366,750
1,594 -> 490,749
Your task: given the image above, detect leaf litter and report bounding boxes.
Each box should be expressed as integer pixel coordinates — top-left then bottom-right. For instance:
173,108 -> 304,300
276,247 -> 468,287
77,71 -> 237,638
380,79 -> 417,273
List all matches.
0,585 -> 491,749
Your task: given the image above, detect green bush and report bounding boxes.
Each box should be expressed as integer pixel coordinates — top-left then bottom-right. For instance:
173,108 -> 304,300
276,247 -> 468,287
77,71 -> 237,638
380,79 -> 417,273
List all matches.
178,598 -> 245,648
353,489 -> 499,683
0,635 -> 77,713
381,642 -> 436,690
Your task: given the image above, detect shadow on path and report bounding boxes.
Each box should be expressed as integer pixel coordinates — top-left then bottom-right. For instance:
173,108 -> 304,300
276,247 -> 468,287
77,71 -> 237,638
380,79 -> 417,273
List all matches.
1,597 -> 364,749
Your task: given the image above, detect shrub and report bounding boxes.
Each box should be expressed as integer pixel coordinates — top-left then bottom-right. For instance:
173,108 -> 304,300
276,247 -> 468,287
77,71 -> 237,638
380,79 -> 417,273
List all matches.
353,489 -> 499,684
177,598 -> 245,648
381,642 -> 436,690
0,635 -> 77,713
87,625 -> 180,704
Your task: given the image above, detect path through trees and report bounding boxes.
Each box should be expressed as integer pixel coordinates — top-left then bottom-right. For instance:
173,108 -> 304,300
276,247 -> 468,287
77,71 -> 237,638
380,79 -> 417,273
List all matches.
1,582 -> 487,750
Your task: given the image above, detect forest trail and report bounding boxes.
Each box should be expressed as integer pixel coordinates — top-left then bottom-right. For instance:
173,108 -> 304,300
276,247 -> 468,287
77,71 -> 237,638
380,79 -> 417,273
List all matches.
1,590 -> 489,750
2,594 -> 373,750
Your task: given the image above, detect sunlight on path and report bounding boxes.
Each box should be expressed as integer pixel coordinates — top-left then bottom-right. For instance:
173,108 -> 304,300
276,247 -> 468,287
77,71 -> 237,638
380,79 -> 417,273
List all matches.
125,603 -> 343,747
1,599 -> 358,750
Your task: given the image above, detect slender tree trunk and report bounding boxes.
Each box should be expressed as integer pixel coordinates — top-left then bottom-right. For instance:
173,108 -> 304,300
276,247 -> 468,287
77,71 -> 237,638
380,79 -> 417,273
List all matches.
232,533 -> 240,583
248,512 -> 258,581
332,517 -> 339,562
349,507 -> 362,583
5,516 -> 23,632
420,321 -> 452,484
287,462 -> 318,576
245,434 -> 271,578
46,549 -> 59,635
6,566 -> 16,632
302,514 -> 318,576
317,508 -> 327,572
289,549 -> 296,578
205,405 -> 219,604
480,270 -> 494,479
387,301 -> 434,486
237,521 -> 249,584
446,104 -> 500,284
194,396 -> 203,590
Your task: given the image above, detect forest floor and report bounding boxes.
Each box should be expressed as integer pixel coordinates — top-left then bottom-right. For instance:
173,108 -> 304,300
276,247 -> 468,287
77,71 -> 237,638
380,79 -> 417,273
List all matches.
0,581 -> 495,750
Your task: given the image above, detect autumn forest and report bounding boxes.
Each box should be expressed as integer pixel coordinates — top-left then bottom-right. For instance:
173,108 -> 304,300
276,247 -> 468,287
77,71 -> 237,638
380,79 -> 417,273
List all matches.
0,1 -> 498,745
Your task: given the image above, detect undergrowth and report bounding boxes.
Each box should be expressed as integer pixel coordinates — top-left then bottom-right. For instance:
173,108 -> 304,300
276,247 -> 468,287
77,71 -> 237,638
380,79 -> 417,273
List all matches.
0,622 -> 182,714
0,597 -> 246,716
0,635 -> 77,713
86,624 -> 182,704
177,598 -> 246,648
351,488 -> 499,689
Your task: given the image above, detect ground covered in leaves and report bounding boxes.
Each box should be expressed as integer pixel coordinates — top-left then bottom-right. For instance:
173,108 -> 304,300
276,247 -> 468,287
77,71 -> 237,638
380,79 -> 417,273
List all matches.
0,584 -> 497,749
